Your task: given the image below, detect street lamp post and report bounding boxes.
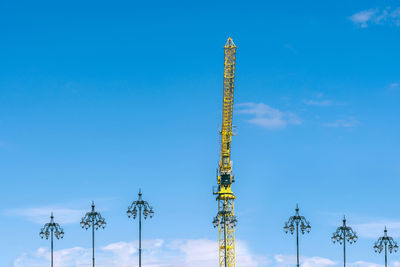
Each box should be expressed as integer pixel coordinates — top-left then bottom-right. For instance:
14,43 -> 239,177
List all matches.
283,204 -> 311,267
80,201 -> 106,267
213,202 -> 237,267
39,213 -> 64,267
374,227 -> 398,267
331,216 -> 358,267
127,189 -> 154,267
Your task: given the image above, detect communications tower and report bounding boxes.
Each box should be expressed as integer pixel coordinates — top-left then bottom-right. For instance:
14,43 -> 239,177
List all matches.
214,37 -> 237,267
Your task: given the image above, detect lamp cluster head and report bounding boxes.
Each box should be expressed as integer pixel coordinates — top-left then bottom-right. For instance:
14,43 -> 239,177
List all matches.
213,203 -> 237,228
80,201 -> 106,230
39,213 -> 64,240
331,216 -> 358,245
284,204 -> 311,235
127,189 -> 154,220
374,227 -> 398,254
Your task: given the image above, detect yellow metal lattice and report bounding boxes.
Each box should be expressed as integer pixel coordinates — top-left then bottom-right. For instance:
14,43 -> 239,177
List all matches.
217,37 -> 237,267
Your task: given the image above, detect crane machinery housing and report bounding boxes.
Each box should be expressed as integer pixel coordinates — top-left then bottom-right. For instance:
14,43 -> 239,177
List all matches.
215,37 -> 237,267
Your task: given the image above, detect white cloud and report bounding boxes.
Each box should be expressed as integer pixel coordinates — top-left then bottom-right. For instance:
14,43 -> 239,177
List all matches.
20,240 -> 400,267
274,255 -> 398,267
237,102 -> 301,129
14,246 -> 90,267
14,239 -> 269,267
390,82 -> 399,88
6,207 -> 84,225
323,118 -> 359,128
349,261 -> 383,267
350,7 -> 400,27
348,261 -> 400,267
274,254 -> 336,267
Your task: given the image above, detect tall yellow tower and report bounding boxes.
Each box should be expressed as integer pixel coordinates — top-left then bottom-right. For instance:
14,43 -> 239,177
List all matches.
213,37 -> 237,267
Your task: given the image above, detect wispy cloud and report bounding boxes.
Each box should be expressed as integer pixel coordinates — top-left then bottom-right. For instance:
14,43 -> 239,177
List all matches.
237,102 -> 301,129
303,92 -> 337,107
350,9 -> 380,28
353,221 -> 400,238
14,239 -> 269,267
387,82 -> 400,93
5,207 -> 84,225
350,7 -> 400,28
323,117 -> 359,128
303,99 -> 333,107
284,44 -> 297,54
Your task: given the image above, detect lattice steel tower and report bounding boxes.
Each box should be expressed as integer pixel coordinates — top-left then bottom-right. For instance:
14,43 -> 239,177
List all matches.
214,37 -> 237,267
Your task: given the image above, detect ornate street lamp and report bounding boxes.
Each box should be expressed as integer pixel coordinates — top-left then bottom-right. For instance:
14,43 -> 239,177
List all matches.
374,227 -> 398,267
39,212 -> 64,267
283,204 -> 311,267
331,216 -> 358,267
213,202 -> 237,267
127,189 -> 154,267
80,201 -> 106,267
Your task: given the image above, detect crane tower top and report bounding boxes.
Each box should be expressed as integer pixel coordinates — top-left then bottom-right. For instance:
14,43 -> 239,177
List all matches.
225,37 -> 236,48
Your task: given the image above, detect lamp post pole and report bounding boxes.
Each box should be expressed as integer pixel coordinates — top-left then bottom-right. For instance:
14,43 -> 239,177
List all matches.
343,232 -> 346,267
80,201 -> 106,267
385,242 -> 387,267
39,213 -> 64,267
331,216 -> 358,267
51,227 -> 54,265
374,227 -> 398,267
127,189 -> 154,267
92,216 -> 95,266
213,202 -> 238,267
283,204 -> 311,267
139,205 -> 142,265
296,221 -> 299,265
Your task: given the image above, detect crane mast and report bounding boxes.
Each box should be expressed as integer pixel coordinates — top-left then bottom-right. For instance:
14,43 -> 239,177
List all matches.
216,37 -> 237,267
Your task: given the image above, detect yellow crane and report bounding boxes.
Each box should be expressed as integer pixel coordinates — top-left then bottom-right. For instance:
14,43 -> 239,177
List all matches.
213,37 -> 237,267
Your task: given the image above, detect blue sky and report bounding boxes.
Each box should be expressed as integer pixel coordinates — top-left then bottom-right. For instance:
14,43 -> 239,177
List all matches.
1,0 -> 400,266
